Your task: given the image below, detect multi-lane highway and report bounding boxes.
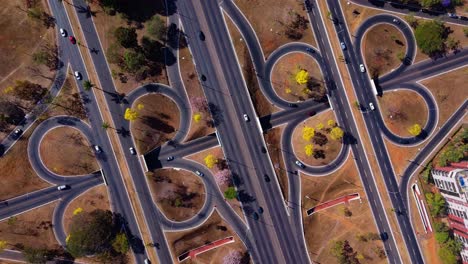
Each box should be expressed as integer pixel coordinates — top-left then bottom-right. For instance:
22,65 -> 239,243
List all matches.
1,0 -> 467,263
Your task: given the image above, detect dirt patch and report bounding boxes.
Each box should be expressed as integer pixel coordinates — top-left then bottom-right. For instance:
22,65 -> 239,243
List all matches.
131,94 -> 180,154
186,146 -> 245,223
420,66 -> 468,125
224,15 -> 281,117
164,210 -> 248,263
85,2 -> 168,94
377,89 -> 428,138
147,168 -> 206,222
0,202 -> 59,250
264,125 -> 288,201
40,126 -> 99,176
271,52 -> 324,102
363,24 -> 407,77
302,158 -> 386,264
234,0 -> 316,57
63,184 -> 110,234
0,125 -> 50,201
179,47 -> 216,142
292,110 -> 343,166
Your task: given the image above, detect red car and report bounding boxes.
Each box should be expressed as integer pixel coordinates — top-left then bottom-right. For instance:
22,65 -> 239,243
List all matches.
69,36 -> 76,44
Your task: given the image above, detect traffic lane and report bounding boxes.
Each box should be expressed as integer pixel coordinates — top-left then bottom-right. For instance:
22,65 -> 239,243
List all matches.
177,1 -> 272,262
202,0 -> 306,261
313,1 -> 403,262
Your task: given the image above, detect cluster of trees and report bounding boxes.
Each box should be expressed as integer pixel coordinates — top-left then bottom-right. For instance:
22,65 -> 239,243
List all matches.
408,17 -> 460,56
330,240 -> 361,264
66,209 -> 130,261
27,7 -> 55,29
300,120 -> 343,159
425,192 -> 446,217
438,128 -> 468,166
107,15 -> 168,82
433,222 -> 463,264
417,0 -> 463,9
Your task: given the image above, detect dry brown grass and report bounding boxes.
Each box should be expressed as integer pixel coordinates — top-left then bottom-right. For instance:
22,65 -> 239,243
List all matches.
264,125 -> 288,201
85,2 -> 168,94
292,110 -> 343,166
271,52 -> 324,102
234,0 -> 316,57
39,126 -> 99,176
378,89 -> 428,137
0,202 -> 59,250
186,146 -> 245,223
302,158 -> 386,264
363,24 -> 406,77
131,94 -> 180,154
0,125 -> 50,201
147,168 -> 206,222
224,16 -> 281,117
63,184 -> 110,234
420,66 -> 468,124
178,47 -> 216,142
164,210 -> 247,263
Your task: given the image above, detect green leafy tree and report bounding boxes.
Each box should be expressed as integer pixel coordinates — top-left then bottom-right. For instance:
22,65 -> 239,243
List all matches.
414,20 -> 446,55
66,209 -> 115,258
23,247 -> 49,264
123,50 -> 146,73
83,80 -> 93,91
147,15 -> 166,40
425,192 -> 446,217
224,187 -> 237,200
114,27 -> 138,48
421,163 -> 433,183
112,233 -> 129,254
435,230 -> 449,244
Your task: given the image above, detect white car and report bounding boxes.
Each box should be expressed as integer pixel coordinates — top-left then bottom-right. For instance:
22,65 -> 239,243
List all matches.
57,185 -> 68,191
392,18 -> 400,24
94,145 -> 102,153
74,71 -> 82,80
369,102 -> 375,111
195,170 -> 204,177
129,147 -> 136,155
243,114 -> 249,122
59,28 -> 67,37
295,160 -> 305,168
340,42 -> 347,50
359,64 -> 366,73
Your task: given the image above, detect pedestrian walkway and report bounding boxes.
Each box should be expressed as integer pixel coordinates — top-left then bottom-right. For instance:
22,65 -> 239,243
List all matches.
178,236 -> 235,262
306,193 -> 361,216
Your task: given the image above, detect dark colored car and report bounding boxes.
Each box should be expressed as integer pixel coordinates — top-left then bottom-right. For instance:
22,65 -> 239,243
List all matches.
288,103 -> 298,107
264,174 -> 270,182
200,74 -> 207,81
167,156 -> 174,161
14,128 -> 23,138
69,36 -> 76,44
253,212 -> 259,220
258,207 -> 264,214
306,47 -> 314,53
380,232 -> 389,241
199,31 -> 205,41
261,146 -> 267,153
308,111 -> 316,116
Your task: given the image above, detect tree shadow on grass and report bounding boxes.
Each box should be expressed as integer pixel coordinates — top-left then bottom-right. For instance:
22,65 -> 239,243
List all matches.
141,115 -> 175,134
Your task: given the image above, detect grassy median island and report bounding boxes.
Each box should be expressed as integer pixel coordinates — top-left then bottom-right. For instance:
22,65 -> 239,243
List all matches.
147,168 -> 205,222
377,89 -> 428,138
292,110 -> 343,166
271,52 -> 325,103
363,24 -> 407,78
40,127 -> 99,176
131,94 -> 180,154
165,211 -> 248,263
302,158 -> 387,264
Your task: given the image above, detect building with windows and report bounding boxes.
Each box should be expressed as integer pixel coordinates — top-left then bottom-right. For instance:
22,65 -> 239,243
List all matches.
432,161 -> 468,263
